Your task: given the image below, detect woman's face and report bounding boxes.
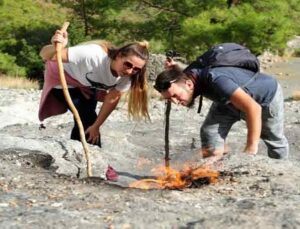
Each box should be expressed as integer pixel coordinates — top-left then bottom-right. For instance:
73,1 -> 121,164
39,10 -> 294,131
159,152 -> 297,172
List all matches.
112,54 -> 146,77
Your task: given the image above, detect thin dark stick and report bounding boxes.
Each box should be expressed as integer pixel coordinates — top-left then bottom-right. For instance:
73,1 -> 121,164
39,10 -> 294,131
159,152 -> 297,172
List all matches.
164,100 -> 171,167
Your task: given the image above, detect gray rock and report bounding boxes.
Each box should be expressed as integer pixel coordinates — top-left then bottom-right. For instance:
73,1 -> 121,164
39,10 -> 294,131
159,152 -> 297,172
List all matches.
0,56 -> 300,228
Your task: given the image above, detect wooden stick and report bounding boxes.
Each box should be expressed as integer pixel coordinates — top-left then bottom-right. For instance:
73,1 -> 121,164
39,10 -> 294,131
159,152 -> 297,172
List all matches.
55,22 -> 92,177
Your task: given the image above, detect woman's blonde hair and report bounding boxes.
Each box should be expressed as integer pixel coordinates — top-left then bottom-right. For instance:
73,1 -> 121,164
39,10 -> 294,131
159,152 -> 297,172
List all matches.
80,39 -> 150,120
108,40 -> 150,120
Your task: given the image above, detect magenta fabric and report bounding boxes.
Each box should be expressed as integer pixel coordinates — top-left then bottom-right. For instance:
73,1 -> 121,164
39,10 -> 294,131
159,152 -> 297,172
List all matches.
38,61 -> 107,121
105,165 -> 119,181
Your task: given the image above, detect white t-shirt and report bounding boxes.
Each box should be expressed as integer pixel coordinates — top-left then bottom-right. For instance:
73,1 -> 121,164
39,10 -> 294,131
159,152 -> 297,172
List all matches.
62,44 -> 131,92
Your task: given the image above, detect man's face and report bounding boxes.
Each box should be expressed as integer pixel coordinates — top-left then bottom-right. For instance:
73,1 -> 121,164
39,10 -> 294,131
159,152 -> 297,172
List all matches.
161,80 -> 194,107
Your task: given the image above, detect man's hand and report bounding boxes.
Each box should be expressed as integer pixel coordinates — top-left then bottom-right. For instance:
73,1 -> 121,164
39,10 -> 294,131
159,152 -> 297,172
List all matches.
244,143 -> 258,155
164,58 -> 176,70
165,50 -> 181,70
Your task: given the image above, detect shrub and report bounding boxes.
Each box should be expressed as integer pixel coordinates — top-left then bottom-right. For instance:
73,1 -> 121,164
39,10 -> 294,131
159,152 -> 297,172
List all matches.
0,52 -> 26,77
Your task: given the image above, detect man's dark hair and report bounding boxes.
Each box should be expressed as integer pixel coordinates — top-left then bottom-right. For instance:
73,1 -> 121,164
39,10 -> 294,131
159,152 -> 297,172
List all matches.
154,65 -> 196,108
154,65 -> 189,92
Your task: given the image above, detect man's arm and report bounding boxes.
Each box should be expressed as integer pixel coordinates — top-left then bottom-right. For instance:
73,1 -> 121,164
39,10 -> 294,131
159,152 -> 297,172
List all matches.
230,87 -> 262,155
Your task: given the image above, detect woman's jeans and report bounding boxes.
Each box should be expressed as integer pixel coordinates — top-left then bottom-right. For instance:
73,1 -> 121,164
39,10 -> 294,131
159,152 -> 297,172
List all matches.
200,84 -> 289,159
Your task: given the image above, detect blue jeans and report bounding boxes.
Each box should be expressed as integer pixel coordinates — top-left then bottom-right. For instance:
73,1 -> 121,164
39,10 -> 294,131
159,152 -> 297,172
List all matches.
200,84 -> 289,159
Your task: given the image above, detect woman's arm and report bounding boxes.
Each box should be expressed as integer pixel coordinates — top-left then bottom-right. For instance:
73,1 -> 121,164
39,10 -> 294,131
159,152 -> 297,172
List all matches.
39,30 -> 69,62
85,88 -> 122,144
230,87 -> 262,155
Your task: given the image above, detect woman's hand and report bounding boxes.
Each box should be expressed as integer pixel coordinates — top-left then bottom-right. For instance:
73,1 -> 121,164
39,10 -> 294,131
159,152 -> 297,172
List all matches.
51,30 -> 68,48
83,89 -> 121,147
85,124 -> 101,145
39,29 -> 69,61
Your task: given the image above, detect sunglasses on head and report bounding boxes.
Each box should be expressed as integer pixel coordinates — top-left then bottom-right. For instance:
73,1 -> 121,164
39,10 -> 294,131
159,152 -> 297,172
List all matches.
153,79 -> 177,93
123,61 -> 142,73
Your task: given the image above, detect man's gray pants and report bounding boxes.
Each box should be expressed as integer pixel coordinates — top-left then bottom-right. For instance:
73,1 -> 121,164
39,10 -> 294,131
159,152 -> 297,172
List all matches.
200,84 -> 289,159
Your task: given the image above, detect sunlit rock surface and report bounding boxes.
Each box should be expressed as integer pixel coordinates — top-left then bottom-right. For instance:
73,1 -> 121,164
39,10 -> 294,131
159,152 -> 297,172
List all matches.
0,58 -> 299,228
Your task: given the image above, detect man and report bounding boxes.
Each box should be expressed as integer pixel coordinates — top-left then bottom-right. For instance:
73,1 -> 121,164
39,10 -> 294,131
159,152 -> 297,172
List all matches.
154,61 -> 289,159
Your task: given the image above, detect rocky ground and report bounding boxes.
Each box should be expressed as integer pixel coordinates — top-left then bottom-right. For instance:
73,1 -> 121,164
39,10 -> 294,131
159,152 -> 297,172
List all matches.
0,59 -> 300,228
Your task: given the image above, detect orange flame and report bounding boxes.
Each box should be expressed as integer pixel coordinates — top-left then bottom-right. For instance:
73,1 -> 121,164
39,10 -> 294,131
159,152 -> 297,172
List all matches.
129,164 -> 219,190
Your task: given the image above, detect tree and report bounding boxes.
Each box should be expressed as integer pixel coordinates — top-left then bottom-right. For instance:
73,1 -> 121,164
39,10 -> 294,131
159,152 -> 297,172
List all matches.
0,0 -> 67,78
1,0 -> 300,79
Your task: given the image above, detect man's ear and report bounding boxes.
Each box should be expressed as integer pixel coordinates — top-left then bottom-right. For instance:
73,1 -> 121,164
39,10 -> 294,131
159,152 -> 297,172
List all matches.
185,79 -> 194,90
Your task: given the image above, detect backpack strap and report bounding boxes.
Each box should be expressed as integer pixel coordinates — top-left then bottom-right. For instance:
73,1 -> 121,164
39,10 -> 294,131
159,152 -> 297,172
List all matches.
197,94 -> 203,113
197,66 -> 210,114
241,71 -> 259,88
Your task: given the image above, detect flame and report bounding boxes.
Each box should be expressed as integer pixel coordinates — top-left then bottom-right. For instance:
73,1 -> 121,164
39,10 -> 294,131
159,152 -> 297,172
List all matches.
129,164 -> 219,190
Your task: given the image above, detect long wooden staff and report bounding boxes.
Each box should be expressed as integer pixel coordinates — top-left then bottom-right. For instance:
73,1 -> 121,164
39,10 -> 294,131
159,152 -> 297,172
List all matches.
55,22 -> 92,177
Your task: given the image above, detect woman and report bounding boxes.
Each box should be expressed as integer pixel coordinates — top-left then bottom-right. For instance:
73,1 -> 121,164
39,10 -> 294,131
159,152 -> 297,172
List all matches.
39,29 -> 150,147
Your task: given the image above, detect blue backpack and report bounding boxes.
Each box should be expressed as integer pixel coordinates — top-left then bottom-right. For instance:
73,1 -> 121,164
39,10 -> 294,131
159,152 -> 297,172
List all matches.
184,43 -> 260,113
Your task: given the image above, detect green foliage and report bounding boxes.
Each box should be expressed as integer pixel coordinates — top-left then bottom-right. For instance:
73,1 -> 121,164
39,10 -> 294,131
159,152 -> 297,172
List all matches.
0,0 -> 300,79
0,0 -> 67,79
293,48 -> 300,57
0,53 -> 26,77
177,1 -> 296,60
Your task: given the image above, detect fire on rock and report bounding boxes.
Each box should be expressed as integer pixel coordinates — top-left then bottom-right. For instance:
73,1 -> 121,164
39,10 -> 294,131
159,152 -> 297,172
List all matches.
129,165 -> 219,190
